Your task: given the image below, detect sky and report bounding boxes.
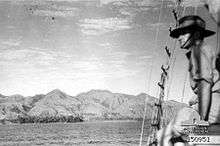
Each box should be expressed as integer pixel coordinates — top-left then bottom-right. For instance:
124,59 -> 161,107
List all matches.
0,0 -> 218,103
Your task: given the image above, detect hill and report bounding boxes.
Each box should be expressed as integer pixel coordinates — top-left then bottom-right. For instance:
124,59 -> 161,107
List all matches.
0,89 -> 187,124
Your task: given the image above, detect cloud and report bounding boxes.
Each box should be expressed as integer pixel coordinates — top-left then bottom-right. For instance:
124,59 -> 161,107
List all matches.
1,39 -> 22,47
102,0 -> 158,18
69,63 -> 138,80
168,0 -> 204,7
0,46 -> 129,79
10,0 -> 96,3
0,49 -> 56,71
11,1 -> 81,18
98,42 -> 130,65
0,47 -> 77,68
79,17 -> 132,35
139,55 -> 152,60
135,55 -> 152,66
9,0 -> 168,7
100,0 -> 128,5
32,2 -> 80,17
106,51 -> 130,59
98,42 -> 112,47
72,60 -> 102,71
71,52 -> 127,72
181,0 -> 204,7
62,49 -> 134,80
100,0 -> 162,6
32,6 -> 80,17
0,49 -> 30,61
145,22 -> 169,30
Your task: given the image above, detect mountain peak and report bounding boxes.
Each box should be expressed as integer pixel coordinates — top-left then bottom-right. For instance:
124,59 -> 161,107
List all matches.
0,94 -> 6,98
136,93 -> 147,97
88,89 -> 112,94
45,89 -> 69,100
48,89 -> 63,94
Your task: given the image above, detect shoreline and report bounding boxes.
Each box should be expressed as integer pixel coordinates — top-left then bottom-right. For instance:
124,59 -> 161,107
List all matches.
0,119 -> 146,126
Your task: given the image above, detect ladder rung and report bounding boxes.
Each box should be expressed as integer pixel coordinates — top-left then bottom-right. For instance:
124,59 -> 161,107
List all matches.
154,103 -> 161,107
151,122 -> 159,127
157,82 -> 164,89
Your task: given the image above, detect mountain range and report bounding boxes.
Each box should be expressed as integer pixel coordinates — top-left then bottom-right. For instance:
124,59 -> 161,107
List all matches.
0,89 -> 187,124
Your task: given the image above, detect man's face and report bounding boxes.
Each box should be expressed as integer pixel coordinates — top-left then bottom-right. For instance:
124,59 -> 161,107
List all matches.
178,33 -> 191,49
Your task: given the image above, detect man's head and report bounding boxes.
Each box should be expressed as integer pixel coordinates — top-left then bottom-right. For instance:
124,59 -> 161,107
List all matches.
170,15 -> 215,49
178,33 -> 193,49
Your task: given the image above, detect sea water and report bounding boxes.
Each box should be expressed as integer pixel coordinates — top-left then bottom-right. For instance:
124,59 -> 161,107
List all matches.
0,121 -> 150,146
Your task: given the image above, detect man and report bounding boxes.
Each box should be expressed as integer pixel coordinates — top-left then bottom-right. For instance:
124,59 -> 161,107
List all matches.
170,15 -> 219,125
157,15 -> 220,146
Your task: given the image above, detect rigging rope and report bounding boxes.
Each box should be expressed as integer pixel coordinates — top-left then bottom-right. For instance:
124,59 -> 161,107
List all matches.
165,41 -> 177,100
139,0 -> 164,145
166,3 -> 186,100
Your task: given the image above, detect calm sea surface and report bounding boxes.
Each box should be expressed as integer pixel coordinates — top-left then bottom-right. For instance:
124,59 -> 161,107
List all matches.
0,121 -> 150,146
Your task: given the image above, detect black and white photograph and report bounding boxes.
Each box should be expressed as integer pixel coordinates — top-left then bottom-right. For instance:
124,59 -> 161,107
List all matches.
0,0 -> 219,145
